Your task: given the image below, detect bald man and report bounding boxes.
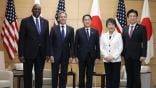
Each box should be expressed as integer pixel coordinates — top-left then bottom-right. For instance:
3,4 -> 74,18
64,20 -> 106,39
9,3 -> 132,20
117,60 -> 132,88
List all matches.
18,4 -> 49,88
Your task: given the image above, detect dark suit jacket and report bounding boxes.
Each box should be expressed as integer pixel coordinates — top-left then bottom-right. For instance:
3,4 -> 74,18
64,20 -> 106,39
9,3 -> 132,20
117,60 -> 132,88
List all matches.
49,25 -> 74,61
122,23 -> 147,59
74,27 -> 100,61
18,16 -> 49,59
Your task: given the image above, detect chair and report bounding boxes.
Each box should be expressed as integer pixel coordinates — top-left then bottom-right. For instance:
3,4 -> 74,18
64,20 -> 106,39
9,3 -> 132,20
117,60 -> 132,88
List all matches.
0,51 -> 13,88
93,72 -> 105,88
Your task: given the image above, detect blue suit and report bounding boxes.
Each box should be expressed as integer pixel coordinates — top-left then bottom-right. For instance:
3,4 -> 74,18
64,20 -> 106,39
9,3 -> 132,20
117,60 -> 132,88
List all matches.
18,16 -> 49,88
75,27 -> 100,88
49,25 -> 74,88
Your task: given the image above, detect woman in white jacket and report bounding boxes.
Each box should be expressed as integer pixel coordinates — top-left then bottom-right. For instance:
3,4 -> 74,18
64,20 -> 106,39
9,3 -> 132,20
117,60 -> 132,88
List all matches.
100,18 -> 123,88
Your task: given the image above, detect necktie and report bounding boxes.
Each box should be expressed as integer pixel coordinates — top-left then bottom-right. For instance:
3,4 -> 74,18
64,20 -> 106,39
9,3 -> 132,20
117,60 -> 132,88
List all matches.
129,26 -> 134,38
86,29 -> 89,40
36,18 -> 41,34
61,26 -> 65,40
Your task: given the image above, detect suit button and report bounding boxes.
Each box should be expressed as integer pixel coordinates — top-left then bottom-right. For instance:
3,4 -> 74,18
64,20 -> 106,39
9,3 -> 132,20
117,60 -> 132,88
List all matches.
109,44 -> 111,47
109,50 -> 111,52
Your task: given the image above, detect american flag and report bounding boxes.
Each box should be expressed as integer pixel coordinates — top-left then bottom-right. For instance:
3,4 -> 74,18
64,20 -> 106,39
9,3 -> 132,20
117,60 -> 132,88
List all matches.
54,0 -> 65,25
1,0 -> 18,59
115,0 -> 127,33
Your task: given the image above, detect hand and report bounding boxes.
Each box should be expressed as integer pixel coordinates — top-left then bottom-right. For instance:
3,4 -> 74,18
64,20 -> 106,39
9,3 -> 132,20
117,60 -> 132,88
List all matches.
46,56 -> 50,62
105,55 -> 113,62
75,58 -> 79,63
49,56 -> 54,63
100,55 -> 104,59
95,59 -> 100,63
140,56 -> 145,62
19,56 -> 25,63
102,57 -> 105,61
69,57 -> 73,64
104,57 -> 110,62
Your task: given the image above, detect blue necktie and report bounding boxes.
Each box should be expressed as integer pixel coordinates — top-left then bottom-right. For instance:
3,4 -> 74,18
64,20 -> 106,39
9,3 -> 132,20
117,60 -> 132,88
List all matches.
61,26 -> 65,40
36,18 -> 41,34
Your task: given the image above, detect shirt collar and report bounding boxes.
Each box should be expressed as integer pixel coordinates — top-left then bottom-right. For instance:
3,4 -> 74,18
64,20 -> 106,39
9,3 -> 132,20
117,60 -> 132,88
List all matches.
85,27 -> 91,30
129,23 -> 137,27
60,24 -> 66,27
107,30 -> 116,37
32,15 -> 40,20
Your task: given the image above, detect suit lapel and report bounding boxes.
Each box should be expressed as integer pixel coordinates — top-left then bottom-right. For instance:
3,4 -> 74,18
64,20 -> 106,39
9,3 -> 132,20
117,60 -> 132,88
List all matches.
56,25 -> 62,39
131,24 -> 139,37
125,25 -> 131,39
40,18 -> 44,34
89,29 -> 94,41
130,24 -> 139,39
65,25 -> 70,40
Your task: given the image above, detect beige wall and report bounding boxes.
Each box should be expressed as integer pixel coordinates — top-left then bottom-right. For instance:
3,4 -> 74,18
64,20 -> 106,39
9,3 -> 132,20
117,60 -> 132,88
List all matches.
0,0 -> 156,86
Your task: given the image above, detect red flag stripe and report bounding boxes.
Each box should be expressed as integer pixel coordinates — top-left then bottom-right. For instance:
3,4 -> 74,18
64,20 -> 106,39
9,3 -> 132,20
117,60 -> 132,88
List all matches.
6,20 -> 18,41
4,19 -> 18,52
4,20 -> 15,41
1,30 -> 15,59
5,19 -> 16,37
115,19 -> 122,33
116,26 -> 121,33
14,21 -> 19,40
3,23 -> 16,51
3,37 -> 15,59
11,22 -> 18,41
2,27 -> 16,53
11,22 -> 18,52
2,26 -> 16,52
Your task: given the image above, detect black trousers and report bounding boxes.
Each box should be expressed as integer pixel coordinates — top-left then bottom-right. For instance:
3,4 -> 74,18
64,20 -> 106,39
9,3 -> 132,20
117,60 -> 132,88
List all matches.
51,57 -> 69,88
78,53 -> 95,88
104,62 -> 121,88
23,50 -> 45,88
124,57 -> 141,88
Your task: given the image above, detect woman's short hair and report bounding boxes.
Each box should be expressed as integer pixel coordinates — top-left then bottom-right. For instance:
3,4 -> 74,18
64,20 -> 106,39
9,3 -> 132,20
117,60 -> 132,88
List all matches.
106,18 -> 117,27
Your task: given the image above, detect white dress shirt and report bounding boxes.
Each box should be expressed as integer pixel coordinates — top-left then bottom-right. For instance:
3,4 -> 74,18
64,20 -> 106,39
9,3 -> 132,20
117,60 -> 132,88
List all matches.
128,23 -> 137,35
85,27 -> 91,37
60,24 -> 67,37
100,31 -> 123,62
32,15 -> 41,29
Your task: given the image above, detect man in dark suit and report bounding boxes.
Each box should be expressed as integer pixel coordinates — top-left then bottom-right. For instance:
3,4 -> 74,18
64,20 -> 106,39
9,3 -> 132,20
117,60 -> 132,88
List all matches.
122,9 -> 147,88
49,11 -> 74,88
18,4 -> 49,88
75,14 -> 100,88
